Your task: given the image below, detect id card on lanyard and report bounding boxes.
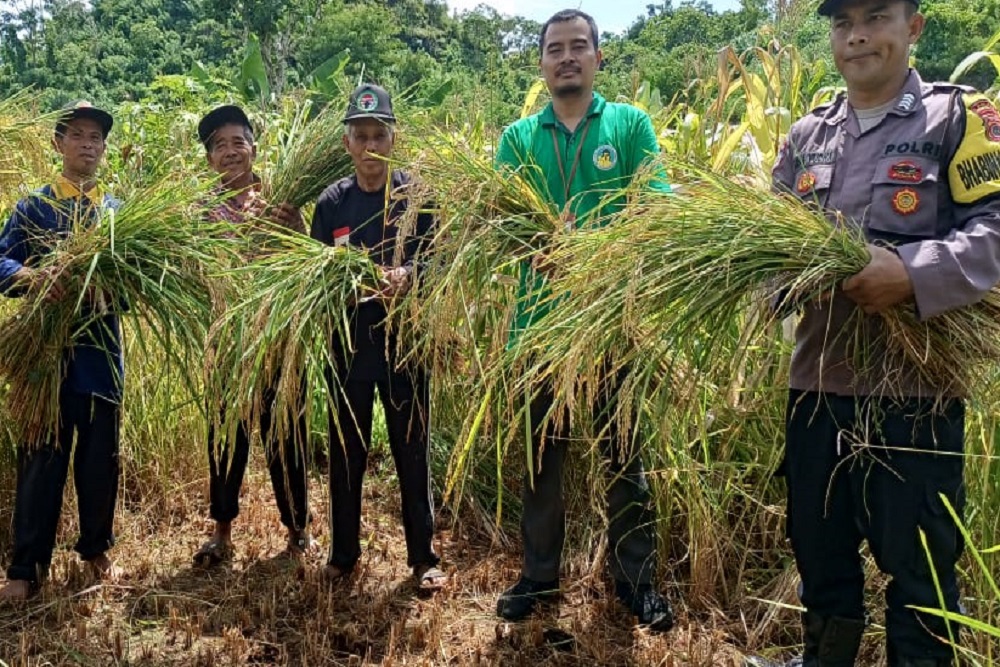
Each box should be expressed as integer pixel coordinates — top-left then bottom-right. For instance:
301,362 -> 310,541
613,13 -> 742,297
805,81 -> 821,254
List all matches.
550,117 -> 593,232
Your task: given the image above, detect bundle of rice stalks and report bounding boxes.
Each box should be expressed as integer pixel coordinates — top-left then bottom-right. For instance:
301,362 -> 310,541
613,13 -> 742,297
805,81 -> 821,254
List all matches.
0,175 -> 229,445
515,162 -> 1000,413
0,90 -> 56,209
394,127 -> 564,374
207,232 -> 381,449
422,128 -> 562,254
263,100 -> 354,209
393,127 -> 627,508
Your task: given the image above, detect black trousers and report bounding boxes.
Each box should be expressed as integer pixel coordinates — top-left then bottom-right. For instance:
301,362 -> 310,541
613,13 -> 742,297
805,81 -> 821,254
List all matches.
784,390 -> 965,661
208,389 -> 310,531
326,368 -> 437,569
7,392 -> 120,584
520,373 -> 657,587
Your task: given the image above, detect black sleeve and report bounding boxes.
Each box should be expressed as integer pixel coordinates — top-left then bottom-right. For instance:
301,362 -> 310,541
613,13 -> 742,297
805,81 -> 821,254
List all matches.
311,185 -> 342,245
310,192 -> 330,244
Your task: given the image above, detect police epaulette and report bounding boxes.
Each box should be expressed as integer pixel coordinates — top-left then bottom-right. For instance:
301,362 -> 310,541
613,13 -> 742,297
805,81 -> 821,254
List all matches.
928,81 -> 977,95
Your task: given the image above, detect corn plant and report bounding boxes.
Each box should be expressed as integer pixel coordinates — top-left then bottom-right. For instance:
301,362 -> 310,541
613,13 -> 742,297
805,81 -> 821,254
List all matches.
950,26 -> 1000,101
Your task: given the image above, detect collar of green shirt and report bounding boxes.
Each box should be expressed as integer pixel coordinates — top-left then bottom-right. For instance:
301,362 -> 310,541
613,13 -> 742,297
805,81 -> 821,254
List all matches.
538,92 -> 607,132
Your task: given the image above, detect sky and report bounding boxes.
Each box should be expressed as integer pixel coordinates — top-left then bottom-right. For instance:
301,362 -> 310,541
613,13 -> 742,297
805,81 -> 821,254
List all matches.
445,0 -> 745,34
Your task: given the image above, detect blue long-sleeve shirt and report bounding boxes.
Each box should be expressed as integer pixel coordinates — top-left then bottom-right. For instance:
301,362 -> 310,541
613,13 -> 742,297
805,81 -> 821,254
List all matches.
0,178 -> 124,401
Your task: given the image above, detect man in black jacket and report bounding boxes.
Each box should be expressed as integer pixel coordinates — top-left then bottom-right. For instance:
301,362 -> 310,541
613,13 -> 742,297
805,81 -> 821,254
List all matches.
311,84 -> 444,590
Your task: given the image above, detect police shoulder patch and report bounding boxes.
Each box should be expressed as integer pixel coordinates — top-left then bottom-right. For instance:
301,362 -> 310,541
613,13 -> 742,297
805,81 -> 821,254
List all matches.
891,187 -> 920,215
895,92 -> 917,113
971,99 -> 1000,143
796,171 -> 816,194
948,93 -> 1000,205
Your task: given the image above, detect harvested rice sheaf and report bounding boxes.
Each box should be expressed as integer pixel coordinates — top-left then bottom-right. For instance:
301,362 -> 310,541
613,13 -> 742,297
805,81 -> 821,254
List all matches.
0,90 -> 57,210
0,176 -> 226,445
207,232 -> 381,453
264,100 -> 355,209
523,163 -> 1000,406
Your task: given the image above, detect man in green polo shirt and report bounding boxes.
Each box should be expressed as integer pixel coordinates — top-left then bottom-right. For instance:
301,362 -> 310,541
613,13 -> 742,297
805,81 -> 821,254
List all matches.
494,8 -> 673,632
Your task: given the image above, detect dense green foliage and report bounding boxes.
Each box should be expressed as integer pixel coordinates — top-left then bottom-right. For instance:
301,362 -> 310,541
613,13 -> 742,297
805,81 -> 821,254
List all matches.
1,0 -> 997,123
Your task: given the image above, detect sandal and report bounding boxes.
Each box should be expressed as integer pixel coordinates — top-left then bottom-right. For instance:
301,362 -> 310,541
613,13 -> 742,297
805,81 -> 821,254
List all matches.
0,579 -> 37,603
413,564 -> 447,591
84,553 -> 122,581
322,563 -> 355,583
192,540 -> 233,567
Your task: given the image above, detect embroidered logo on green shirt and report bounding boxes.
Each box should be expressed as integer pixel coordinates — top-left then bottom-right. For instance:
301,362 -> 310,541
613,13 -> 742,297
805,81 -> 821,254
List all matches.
593,144 -> 618,171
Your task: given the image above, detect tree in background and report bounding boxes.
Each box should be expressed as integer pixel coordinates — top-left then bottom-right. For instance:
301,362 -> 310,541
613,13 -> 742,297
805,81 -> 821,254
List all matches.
0,0 -> 996,119
916,0 -> 1000,90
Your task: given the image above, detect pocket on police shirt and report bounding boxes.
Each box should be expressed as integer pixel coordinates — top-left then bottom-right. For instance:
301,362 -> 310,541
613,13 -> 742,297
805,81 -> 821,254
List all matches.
866,155 -> 940,239
790,163 -> 833,207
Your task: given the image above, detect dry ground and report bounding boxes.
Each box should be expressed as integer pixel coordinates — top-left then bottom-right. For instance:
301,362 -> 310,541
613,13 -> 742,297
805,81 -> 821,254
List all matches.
0,446 -> 793,667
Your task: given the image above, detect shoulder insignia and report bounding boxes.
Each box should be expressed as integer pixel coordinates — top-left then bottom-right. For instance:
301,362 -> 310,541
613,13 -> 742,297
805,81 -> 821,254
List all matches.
896,92 -> 917,112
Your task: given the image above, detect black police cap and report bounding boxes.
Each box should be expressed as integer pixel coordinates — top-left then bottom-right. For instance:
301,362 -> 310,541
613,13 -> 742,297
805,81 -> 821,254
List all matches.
198,105 -> 253,148
818,0 -> 918,16
343,84 -> 396,124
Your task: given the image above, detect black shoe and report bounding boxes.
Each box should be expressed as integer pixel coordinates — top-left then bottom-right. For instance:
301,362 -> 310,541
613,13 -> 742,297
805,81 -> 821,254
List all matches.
496,576 -> 559,621
746,612 -> 863,667
892,659 -> 954,667
615,582 -> 674,632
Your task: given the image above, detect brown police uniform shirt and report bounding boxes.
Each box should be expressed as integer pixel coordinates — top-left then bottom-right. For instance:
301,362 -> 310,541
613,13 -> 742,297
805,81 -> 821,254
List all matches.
773,69 -> 1000,397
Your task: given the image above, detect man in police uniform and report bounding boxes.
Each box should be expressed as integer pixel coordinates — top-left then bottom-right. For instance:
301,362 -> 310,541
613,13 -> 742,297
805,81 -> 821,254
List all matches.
310,84 -> 444,590
192,104 -> 313,568
493,10 -> 673,631
768,0 -> 1000,664
0,102 -> 124,601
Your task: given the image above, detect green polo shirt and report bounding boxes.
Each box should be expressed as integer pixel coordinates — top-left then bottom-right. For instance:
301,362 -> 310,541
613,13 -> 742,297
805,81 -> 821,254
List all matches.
494,92 -> 669,342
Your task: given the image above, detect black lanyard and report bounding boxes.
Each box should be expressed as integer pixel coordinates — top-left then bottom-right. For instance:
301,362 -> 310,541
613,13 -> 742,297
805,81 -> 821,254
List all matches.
549,116 -> 593,204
